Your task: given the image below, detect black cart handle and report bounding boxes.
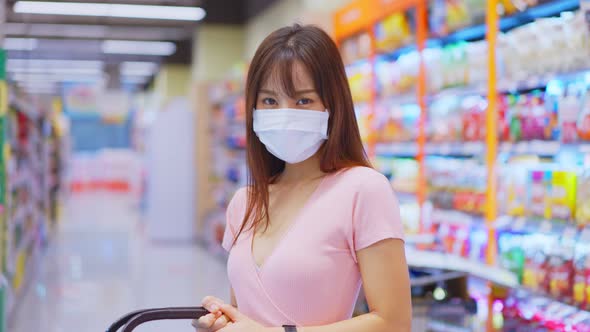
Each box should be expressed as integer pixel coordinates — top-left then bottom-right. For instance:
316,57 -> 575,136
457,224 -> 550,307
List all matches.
106,306 -> 209,332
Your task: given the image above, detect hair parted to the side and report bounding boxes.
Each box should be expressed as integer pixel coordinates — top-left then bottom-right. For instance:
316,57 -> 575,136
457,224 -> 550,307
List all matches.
233,24 -> 372,245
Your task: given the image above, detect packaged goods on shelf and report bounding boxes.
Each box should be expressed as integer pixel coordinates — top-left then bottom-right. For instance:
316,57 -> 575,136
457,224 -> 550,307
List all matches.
574,228 -> 590,309
500,289 -> 590,331
373,102 -> 420,143
577,169 -> 590,227
340,33 -> 372,65
429,0 -> 487,37
346,61 -> 373,103
374,11 -> 415,53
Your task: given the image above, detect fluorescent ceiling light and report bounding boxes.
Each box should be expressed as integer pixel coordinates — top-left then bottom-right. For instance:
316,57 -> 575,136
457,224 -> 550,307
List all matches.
12,73 -> 103,83
17,81 -> 56,89
120,62 -> 159,76
14,1 -> 206,21
3,38 -> 38,51
8,67 -> 103,75
8,59 -> 103,69
122,76 -> 150,84
102,40 -> 176,56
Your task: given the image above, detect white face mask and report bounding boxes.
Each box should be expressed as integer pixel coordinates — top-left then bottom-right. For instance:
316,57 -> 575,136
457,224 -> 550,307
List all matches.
253,108 -> 329,164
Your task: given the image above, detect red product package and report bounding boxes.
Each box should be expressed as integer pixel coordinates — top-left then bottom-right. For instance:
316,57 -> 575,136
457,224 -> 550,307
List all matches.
547,227 -> 577,302
574,228 -> 590,309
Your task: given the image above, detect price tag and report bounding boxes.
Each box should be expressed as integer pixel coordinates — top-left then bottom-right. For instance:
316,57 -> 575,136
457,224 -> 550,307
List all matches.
580,144 -> 590,154
563,226 -> 578,240
540,220 -> 553,233
514,217 -> 527,231
439,143 -> 451,155
516,142 -> 529,154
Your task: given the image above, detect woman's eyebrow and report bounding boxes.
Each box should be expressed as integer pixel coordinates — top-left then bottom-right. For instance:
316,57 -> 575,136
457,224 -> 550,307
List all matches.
259,88 -> 316,96
295,89 -> 316,95
259,89 -> 277,95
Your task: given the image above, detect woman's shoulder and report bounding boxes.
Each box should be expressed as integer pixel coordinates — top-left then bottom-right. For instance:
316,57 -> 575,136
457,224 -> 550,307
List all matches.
228,187 -> 248,211
331,166 -> 391,193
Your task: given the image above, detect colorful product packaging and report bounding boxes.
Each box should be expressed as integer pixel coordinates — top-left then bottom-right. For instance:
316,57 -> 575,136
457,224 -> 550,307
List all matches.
576,170 -> 590,227
374,11 -> 413,53
550,171 -> 577,221
528,170 -> 549,219
498,230 -> 526,283
523,233 -> 557,291
547,226 -> 577,302
573,227 -> 590,308
466,225 -> 487,260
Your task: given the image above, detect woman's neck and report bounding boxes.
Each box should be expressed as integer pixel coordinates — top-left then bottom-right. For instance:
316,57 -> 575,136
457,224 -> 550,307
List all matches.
278,154 -> 324,185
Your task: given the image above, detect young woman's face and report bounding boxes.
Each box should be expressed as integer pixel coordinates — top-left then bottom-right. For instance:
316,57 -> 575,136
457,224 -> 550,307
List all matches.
256,61 -> 326,112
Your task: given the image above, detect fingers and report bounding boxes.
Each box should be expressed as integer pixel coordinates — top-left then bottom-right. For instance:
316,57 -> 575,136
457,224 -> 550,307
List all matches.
193,313 -> 217,330
210,314 -> 230,331
202,296 -> 225,314
191,313 -> 230,332
218,304 -> 242,322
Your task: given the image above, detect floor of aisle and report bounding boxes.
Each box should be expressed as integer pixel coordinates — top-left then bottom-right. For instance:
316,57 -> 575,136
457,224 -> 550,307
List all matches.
11,193 -> 230,332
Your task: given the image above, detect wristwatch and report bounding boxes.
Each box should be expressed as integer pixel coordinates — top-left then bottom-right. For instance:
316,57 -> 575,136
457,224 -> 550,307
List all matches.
282,325 -> 297,332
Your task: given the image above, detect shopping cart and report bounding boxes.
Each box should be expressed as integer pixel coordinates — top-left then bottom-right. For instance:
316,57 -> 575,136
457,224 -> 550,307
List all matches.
106,307 -> 209,332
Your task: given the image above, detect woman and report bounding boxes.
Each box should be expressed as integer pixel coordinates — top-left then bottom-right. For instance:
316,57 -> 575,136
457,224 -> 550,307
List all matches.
195,24 -> 411,332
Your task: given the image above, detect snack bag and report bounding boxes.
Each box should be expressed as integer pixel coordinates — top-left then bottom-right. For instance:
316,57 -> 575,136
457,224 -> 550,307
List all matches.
548,226 -> 577,301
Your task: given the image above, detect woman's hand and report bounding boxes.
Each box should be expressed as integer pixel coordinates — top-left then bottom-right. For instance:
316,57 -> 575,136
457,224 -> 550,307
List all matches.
218,304 -> 268,332
192,296 -> 231,332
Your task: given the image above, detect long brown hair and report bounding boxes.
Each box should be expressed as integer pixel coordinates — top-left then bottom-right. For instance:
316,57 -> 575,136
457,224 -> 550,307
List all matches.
234,24 -> 371,243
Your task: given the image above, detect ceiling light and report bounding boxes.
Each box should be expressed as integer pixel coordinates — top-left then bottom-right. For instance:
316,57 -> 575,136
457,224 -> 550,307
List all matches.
120,62 -> 159,76
7,59 -> 103,69
8,67 -> 103,75
102,40 -> 176,56
14,1 -> 206,21
3,38 -> 38,51
122,76 -> 151,83
12,73 -> 103,83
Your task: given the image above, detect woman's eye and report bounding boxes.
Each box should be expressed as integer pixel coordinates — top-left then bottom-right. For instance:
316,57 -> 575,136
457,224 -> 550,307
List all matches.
296,98 -> 313,105
262,98 -> 277,105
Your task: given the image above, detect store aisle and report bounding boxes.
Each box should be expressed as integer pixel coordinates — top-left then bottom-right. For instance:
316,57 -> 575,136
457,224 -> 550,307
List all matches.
11,193 -> 230,332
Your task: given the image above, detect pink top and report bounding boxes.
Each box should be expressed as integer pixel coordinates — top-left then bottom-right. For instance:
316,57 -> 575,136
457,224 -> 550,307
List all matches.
221,166 -> 404,327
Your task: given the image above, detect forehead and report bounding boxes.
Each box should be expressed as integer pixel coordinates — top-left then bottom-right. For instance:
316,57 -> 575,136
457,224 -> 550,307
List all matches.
260,60 -> 315,92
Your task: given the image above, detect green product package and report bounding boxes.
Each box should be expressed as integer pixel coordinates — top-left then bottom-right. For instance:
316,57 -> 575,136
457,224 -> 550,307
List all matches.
0,49 -> 5,80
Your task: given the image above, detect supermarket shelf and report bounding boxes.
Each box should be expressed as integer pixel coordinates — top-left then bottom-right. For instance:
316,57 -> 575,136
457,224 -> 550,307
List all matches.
500,141 -> 590,157
376,142 -> 485,157
405,248 -> 519,287
427,0 -> 580,46
396,191 -> 418,203
405,233 -> 436,245
427,320 -> 472,332
376,141 -> 590,158
430,208 -> 484,226
410,271 -> 467,287
496,215 -> 577,235
377,92 -> 417,105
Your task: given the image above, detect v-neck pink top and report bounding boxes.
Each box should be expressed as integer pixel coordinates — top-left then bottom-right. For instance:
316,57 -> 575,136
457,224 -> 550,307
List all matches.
221,166 -> 404,327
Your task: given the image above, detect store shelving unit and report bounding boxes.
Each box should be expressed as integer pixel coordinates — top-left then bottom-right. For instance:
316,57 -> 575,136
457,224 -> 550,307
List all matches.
335,0 -> 590,330
0,66 -> 67,330
203,63 -> 249,255
0,47 -> 8,332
